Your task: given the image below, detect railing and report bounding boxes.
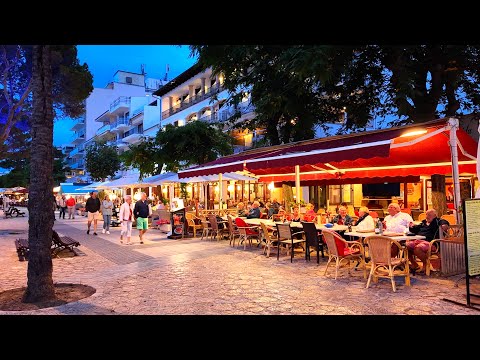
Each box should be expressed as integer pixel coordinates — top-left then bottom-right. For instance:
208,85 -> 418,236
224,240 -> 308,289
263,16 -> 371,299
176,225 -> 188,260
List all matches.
122,128 -> 143,138
96,123 -> 111,135
73,130 -> 85,140
69,145 -> 84,157
111,116 -> 130,129
110,96 -> 130,112
131,107 -> 144,118
161,83 -> 225,119
198,102 -> 255,124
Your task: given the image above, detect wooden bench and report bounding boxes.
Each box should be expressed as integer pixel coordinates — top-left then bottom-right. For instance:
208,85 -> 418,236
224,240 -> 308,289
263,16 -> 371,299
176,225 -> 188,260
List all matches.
51,232 -> 80,256
14,232 -> 81,261
14,238 -> 29,261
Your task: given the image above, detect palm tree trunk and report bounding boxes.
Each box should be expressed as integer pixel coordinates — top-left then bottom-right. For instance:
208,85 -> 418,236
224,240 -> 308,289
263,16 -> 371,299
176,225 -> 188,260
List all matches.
23,45 -> 55,303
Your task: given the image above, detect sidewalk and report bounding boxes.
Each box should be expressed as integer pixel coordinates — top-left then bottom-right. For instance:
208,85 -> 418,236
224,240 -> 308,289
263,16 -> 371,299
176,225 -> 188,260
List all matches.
1,210 -> 479,315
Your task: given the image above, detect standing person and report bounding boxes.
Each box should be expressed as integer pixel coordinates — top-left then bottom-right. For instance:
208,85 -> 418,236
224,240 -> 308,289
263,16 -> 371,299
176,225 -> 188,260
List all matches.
86,191 -> 101,235
102,194 -> 113,234
58,195 -> 67,219
66,196 -> 76,219
119,195 -> 134,245
133,192 -> 151,244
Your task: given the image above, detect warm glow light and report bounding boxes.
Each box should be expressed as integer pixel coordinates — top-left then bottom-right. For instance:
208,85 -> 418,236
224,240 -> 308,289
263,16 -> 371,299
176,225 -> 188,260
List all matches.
110,193 -> 117,200
133,192 -> 142,201
267,181 -> 275,191
400,129 -> 428,137
53,186 -> 60,193
227,184 -> 234,192
237,185 -> 241,190
84,194 -> 90,200
148,195 -> 155,200
66,195 -> 71,200
214,185 -> 219,192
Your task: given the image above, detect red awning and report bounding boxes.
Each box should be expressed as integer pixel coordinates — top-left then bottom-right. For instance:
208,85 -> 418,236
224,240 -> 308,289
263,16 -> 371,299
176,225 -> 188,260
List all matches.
178,118 -> 478,181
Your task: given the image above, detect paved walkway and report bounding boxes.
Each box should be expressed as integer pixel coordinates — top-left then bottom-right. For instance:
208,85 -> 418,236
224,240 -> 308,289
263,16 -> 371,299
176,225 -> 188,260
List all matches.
1,209 -> 479,315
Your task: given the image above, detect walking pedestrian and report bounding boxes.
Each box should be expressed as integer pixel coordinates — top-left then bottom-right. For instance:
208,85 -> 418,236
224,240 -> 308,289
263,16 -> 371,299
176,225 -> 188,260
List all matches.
102,194 -> 113,234
119,195 -> 134,245
133,192 -> 151,244
66,196 -> 76,219
58,195 -> 67,219
86,191 -> 101,235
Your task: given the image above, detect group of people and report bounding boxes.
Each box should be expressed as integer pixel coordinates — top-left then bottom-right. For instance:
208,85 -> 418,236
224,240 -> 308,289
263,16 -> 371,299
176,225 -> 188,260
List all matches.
55,195 -> 77,219
84,191 -> 151,245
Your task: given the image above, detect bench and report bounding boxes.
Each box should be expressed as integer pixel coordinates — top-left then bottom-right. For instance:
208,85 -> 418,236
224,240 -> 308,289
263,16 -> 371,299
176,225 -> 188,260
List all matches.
14,238 -> 29,261
51,232 -> 80,256
14,231 -> 81,261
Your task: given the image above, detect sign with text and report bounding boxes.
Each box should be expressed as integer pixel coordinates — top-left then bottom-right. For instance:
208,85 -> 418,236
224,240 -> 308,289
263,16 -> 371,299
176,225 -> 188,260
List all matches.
464,199 -> 480,276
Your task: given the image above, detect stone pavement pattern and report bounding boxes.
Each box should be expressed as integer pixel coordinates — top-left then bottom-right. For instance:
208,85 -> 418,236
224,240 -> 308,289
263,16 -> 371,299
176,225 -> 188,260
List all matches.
1,209 -> 479,315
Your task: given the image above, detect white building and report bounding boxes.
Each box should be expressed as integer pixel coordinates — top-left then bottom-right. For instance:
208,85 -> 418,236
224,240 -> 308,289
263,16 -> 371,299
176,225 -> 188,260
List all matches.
68,70 -> 165,179
153,65 -> 257,153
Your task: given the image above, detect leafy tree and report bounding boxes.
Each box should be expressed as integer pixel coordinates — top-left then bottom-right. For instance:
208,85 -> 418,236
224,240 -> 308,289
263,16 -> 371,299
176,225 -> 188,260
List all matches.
122,121 -> 233,178
1,45 -> 93,145
23,45 -> 93,303
190,45 -> 480,142
85,141 -> 122,181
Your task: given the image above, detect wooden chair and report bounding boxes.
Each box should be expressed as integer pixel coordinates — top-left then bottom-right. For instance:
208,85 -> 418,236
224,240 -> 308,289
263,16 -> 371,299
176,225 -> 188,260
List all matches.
207,214 -> 228,241
301,221 -> 324,263
365,235 -> 410,292
322,229 -> 366,280
260,222 -> 279,257
185,212 -> 202,237
276,223 -> 306,262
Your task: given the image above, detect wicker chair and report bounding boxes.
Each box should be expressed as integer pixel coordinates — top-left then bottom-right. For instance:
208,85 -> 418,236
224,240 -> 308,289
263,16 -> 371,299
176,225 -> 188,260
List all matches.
199,215 -> 212,240
185,212 -> 202,238
426,224 -> 464,276
226,215 -> 241,247
276,223 -> 306,263
322,229 -> 366,280
417,212 -> 427,222
440,214 -> 456,225
260,222 -> 279,257
234,217 -> 261,250
365,235 -> 410,292
207,214 -> 228,241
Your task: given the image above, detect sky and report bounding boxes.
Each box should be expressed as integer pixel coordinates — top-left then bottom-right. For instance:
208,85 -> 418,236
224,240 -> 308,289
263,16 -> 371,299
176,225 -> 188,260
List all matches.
53,45 -> 197,146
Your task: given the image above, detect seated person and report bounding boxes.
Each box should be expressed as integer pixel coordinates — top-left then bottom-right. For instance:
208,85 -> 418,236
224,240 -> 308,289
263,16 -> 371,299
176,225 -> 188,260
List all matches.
354,206 -> 375,231
303,203 -> 316,222
268,199 -> 280,218
246,201 -> 261,219
237,202 -> 246,217
383,202 -> 413,233
290,207 -> 301,222
332,206 -> 353,225
406,208 -> 449,273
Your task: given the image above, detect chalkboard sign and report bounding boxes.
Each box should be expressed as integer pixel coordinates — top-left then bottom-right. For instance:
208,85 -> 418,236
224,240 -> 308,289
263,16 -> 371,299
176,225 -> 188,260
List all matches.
464,199 -> 480,276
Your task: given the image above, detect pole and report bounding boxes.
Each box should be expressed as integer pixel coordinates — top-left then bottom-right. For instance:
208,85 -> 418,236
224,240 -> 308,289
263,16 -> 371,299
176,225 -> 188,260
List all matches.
219,173 -> 223,210
476,120 -> 480,198
448,117 -> 462,224
295,165 -> 301,204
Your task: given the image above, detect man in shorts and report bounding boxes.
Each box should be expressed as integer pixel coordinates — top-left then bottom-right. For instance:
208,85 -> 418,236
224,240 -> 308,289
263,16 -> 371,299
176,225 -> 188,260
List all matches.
133,192 -> 150,244
86,191 -> 101,235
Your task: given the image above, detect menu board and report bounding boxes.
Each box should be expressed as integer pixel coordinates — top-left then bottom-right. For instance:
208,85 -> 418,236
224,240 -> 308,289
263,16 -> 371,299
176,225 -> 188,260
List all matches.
464,199 -> 480,276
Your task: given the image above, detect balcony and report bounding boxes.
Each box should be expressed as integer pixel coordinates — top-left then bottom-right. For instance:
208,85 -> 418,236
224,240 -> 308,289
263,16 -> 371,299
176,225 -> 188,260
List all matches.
130,107 -> 144,126
111,116 -> 130,131
69,145 -> 84,158
94,110 -> 111,123
96,123 -> 112,137
122,128 -> 143,143
116,139 -> 129,149
70,114 -> 86,131
71,130 -> 86,144
161,83 -> 225,119
110,96 -> 131,115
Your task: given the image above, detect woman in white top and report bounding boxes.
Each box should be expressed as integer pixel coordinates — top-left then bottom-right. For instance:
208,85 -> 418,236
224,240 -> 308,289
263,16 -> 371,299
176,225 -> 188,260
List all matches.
119,195 -> 134,245
355,206 -> 375,231
102,195 -> 114,234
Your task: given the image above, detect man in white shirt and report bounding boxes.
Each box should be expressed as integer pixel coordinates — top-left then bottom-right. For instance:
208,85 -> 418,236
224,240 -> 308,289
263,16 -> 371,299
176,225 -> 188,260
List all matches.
383,202 -> 413,233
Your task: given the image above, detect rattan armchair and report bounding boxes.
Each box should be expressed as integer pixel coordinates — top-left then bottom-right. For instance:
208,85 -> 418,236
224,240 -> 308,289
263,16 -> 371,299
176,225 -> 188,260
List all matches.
322,229 -> 366,280
365,235 -> 410,292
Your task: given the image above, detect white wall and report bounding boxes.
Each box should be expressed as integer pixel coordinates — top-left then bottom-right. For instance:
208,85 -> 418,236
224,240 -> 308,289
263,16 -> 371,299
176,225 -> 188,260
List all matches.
130,96 -> 149,115
143,100 -> 161,131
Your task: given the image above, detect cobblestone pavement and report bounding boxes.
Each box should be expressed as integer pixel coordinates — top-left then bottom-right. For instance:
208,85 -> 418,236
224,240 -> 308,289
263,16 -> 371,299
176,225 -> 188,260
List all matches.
1,210 -> 479,315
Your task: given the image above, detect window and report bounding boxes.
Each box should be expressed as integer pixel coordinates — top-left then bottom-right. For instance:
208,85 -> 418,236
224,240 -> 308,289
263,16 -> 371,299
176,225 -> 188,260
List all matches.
126,77 -> 133,84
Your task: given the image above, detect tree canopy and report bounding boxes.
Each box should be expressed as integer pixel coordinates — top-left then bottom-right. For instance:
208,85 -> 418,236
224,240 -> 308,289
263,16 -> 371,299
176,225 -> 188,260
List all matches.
190,45 -> 480,144
85,142 -> 122,181
122,120 -> 233,178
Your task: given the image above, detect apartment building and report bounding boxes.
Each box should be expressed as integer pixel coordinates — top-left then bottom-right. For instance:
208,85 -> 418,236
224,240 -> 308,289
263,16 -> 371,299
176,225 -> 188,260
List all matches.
153,64 -> 257,153
68,70 -> 164,179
